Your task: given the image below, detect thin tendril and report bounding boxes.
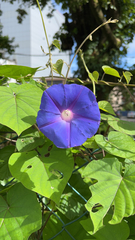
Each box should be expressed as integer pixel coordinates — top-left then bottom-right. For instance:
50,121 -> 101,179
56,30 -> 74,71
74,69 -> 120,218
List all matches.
65,18 -> 118,83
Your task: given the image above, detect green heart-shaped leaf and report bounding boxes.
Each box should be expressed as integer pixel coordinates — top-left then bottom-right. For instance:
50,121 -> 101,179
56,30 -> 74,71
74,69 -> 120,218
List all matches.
95,131 -> 135,160
98,101 -> 116,115
9,146 -> 74,205
102,66 -> 120,78
0,84 -> 43,135
0,183 -> 41,240
0,65 -> 38,80
82,158 -> 135,233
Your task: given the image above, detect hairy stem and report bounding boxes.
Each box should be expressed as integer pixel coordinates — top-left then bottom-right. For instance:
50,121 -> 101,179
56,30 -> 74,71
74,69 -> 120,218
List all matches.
36,0 -> 53,84
80,50 -> 96,95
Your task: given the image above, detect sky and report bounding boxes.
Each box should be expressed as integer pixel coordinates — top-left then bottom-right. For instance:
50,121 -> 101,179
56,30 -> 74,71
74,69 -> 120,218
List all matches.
53,1 -> 135,74
123,37 -> 135,69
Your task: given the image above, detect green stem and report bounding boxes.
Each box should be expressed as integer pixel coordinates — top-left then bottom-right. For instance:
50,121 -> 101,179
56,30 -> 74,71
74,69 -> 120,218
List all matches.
37,80 -> 47,86
36,0 -> 53,84
34,124 -> 40,132
98,81 -> 135,87
80,50 -> 96,95
92,80 -> 96,96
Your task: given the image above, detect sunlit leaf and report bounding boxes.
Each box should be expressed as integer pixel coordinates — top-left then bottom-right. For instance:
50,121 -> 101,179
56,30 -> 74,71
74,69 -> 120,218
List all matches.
53,59 -> 64,75
102,66 -> 120,78
82,157 -> 135,233
98,101 -> 116,115
0,183 -> 42,240
95,131 -> 135,160
16,127 -> 45,152
83,136 -> 98,149
88,72 -> 97,83
107,115 -> 135,135
52,39 -> 61,50
9,145 -> 74,205
100,113 -> 111,120
92,71 -> 99,83
0,65 -> 38,80
123,71 -> 133,84
0,83 -> 43,135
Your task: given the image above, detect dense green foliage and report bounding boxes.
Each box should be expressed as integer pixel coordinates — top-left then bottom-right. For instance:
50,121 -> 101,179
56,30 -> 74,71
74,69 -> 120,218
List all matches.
0,56 -> 135,240
0,2 -> 135,239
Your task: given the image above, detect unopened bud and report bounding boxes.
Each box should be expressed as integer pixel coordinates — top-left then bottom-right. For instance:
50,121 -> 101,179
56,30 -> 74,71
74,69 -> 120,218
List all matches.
110,19 -> 119,23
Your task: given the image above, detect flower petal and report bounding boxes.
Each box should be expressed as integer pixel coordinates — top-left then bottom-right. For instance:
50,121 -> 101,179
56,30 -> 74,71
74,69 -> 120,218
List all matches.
45,84 -> 86,110
63,84 -> 84,109
40,91 -> 60,114
69,86 -> 100,120
45,84 -> 65,111
39,120 -> 70,148
73,102 -> 100,121
37,110 -> 61,128
70,117 -> 100,147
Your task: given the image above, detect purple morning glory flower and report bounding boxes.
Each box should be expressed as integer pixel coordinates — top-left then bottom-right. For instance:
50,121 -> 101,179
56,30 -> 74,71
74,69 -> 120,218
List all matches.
36,84 -> 100,148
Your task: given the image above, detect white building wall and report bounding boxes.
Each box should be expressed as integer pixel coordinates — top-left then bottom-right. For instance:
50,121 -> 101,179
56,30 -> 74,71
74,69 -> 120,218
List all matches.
1,2 -> 70,77
1,1 -> 31,66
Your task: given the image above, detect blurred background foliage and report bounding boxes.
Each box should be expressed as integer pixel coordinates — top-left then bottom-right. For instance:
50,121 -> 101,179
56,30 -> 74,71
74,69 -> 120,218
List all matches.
1,0 -> 135,105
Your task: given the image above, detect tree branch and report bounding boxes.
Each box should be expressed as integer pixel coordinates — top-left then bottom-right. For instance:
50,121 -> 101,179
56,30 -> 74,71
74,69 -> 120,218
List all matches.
89,0 -> 121,48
